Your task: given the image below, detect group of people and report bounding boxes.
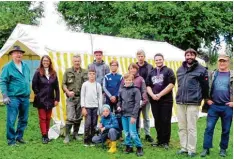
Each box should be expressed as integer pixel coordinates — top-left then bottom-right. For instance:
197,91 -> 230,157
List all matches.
0,45 -> 232,157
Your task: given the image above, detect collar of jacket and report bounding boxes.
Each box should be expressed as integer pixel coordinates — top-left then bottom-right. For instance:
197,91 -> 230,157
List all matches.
136,61 -> 148,67
71,67 -> 84,73
10,60 -> 25,70
123,83 -> 135,88
93,60 -> 105,66
182,60 -> 199,72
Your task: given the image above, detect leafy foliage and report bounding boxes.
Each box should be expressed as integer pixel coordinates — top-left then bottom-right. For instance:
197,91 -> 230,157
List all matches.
0,1 -> 43,48
58,1 -> 233,53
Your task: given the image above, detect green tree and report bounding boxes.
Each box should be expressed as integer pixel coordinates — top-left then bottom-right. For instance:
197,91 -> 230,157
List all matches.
58,1 -> 233,53
0,1 -> 43,48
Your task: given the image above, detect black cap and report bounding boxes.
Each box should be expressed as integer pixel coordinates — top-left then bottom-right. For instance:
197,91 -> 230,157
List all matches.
9,45 -> 25,55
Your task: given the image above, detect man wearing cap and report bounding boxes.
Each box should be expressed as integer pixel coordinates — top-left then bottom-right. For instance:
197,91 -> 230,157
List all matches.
0,46 -> 31,146
62,54 -> 88,143
176,48 -> 209,157
88,50 -> 110,86
201,54 -> 233,157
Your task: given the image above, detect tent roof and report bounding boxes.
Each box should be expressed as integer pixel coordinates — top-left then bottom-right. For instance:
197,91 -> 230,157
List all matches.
0,23 -> 204,62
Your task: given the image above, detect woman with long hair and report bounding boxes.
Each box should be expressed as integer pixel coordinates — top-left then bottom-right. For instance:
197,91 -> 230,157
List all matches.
32,55 -> 60,144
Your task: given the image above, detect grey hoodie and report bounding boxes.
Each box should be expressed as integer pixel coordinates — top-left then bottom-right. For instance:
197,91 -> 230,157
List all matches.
117,84 -> 141,119
88,60 -> 110,85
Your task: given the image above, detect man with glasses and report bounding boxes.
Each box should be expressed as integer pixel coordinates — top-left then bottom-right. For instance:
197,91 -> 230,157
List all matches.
201,54 -> 233,157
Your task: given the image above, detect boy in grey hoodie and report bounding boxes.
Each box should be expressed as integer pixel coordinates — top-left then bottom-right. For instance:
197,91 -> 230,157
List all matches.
88,50 -> 110,86
117,73 -> 144,156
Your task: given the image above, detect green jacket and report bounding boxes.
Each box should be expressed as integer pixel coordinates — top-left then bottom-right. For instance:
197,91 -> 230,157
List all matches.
62,67 -> 88,97
0,60 -> 31,97
208,70 -> 233,102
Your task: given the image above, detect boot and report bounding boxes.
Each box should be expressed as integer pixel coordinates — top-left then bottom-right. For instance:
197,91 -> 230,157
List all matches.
108,141 -> 117,153
105,139 -> 111,148
63,124 -> 72,144
73,123 -> 81,141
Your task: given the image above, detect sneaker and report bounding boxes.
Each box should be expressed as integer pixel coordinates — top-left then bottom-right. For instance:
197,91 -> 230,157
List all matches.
151,142 -> 162,147
42,137 -> 48,144
163,143 -> 169,150
124,146 -> 134,154
200,149 -> 210,157
219,149 -> 226,157
188,152 -> 196,157
145,135 -> 154,142
177,149 -> 188,155
136,147 -> 144,156
8,143 -> 19,147
84,143 -> 89,147
16,138 -> 27,144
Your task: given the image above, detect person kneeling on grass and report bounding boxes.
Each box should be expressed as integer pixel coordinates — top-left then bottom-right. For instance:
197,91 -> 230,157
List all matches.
92,104 -> 120,153
117,73 -> 144,157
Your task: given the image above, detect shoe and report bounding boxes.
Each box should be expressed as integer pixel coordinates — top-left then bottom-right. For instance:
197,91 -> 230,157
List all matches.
188,152 -> 196,157
219,149 -> 226,157
145,135 -> 154,142
136,147 -> 144,156
16,138 -> 26,144
42,136 -> 48,144
84,143 -> 89,147
163,143 -> 169,150
108,141 -> 117,153
177,149 -> 188,155
200,149 -> 210,157
8,143 -> 19,147
151,142 -> 162,147
124,146 -> 134,154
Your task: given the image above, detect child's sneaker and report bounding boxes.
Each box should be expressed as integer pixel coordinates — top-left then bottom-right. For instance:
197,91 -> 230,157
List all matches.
136,147 -> 144,156
124,146 -> 134,154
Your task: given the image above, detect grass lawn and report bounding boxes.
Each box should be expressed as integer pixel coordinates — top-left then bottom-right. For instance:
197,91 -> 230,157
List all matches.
0,105 -> 232,159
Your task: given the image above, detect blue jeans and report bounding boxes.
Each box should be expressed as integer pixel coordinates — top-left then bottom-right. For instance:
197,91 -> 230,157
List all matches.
122,116 -> 142,148
6,97 -> 29,145
203,104 -> 233,149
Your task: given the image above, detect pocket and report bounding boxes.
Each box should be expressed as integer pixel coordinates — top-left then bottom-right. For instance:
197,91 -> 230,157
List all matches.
67,74 -> 75,83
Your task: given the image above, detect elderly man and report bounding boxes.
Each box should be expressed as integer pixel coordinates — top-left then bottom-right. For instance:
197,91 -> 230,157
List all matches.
0,46 -> 31,146
201,54 -> 233,157
62,54 -> 88,143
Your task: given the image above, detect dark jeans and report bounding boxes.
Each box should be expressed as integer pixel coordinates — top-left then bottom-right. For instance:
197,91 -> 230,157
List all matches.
151,101 -> 173,144
203,104 -> 233,150
6,97 -> 29,145
84,108 -> 98,144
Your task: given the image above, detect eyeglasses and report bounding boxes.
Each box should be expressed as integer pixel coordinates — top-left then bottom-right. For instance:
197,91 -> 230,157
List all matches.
111,65 -> 118,67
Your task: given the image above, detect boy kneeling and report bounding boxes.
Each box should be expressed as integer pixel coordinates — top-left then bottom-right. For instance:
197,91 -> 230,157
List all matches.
92,104 -> 120,153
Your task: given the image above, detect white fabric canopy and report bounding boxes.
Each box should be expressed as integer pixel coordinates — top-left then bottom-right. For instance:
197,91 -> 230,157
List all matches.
0,23 -> 204,63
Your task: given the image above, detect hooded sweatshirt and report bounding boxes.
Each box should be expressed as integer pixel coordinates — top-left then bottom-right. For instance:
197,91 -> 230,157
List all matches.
88,60 -> 110,85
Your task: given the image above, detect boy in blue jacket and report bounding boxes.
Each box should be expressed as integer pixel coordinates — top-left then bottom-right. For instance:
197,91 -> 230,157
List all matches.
92,104 -> 120,153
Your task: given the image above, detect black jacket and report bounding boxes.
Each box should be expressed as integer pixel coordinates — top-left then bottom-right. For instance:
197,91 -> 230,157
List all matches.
117,85 -> 141,119
32,70 -> 60,109
137,61 -> 153,81
176,60 -> 208,105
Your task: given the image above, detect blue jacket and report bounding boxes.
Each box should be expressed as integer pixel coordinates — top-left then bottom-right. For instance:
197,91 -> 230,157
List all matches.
100,113 -> 119,130
103,72 -> 122,98
0,61 -> 31,97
